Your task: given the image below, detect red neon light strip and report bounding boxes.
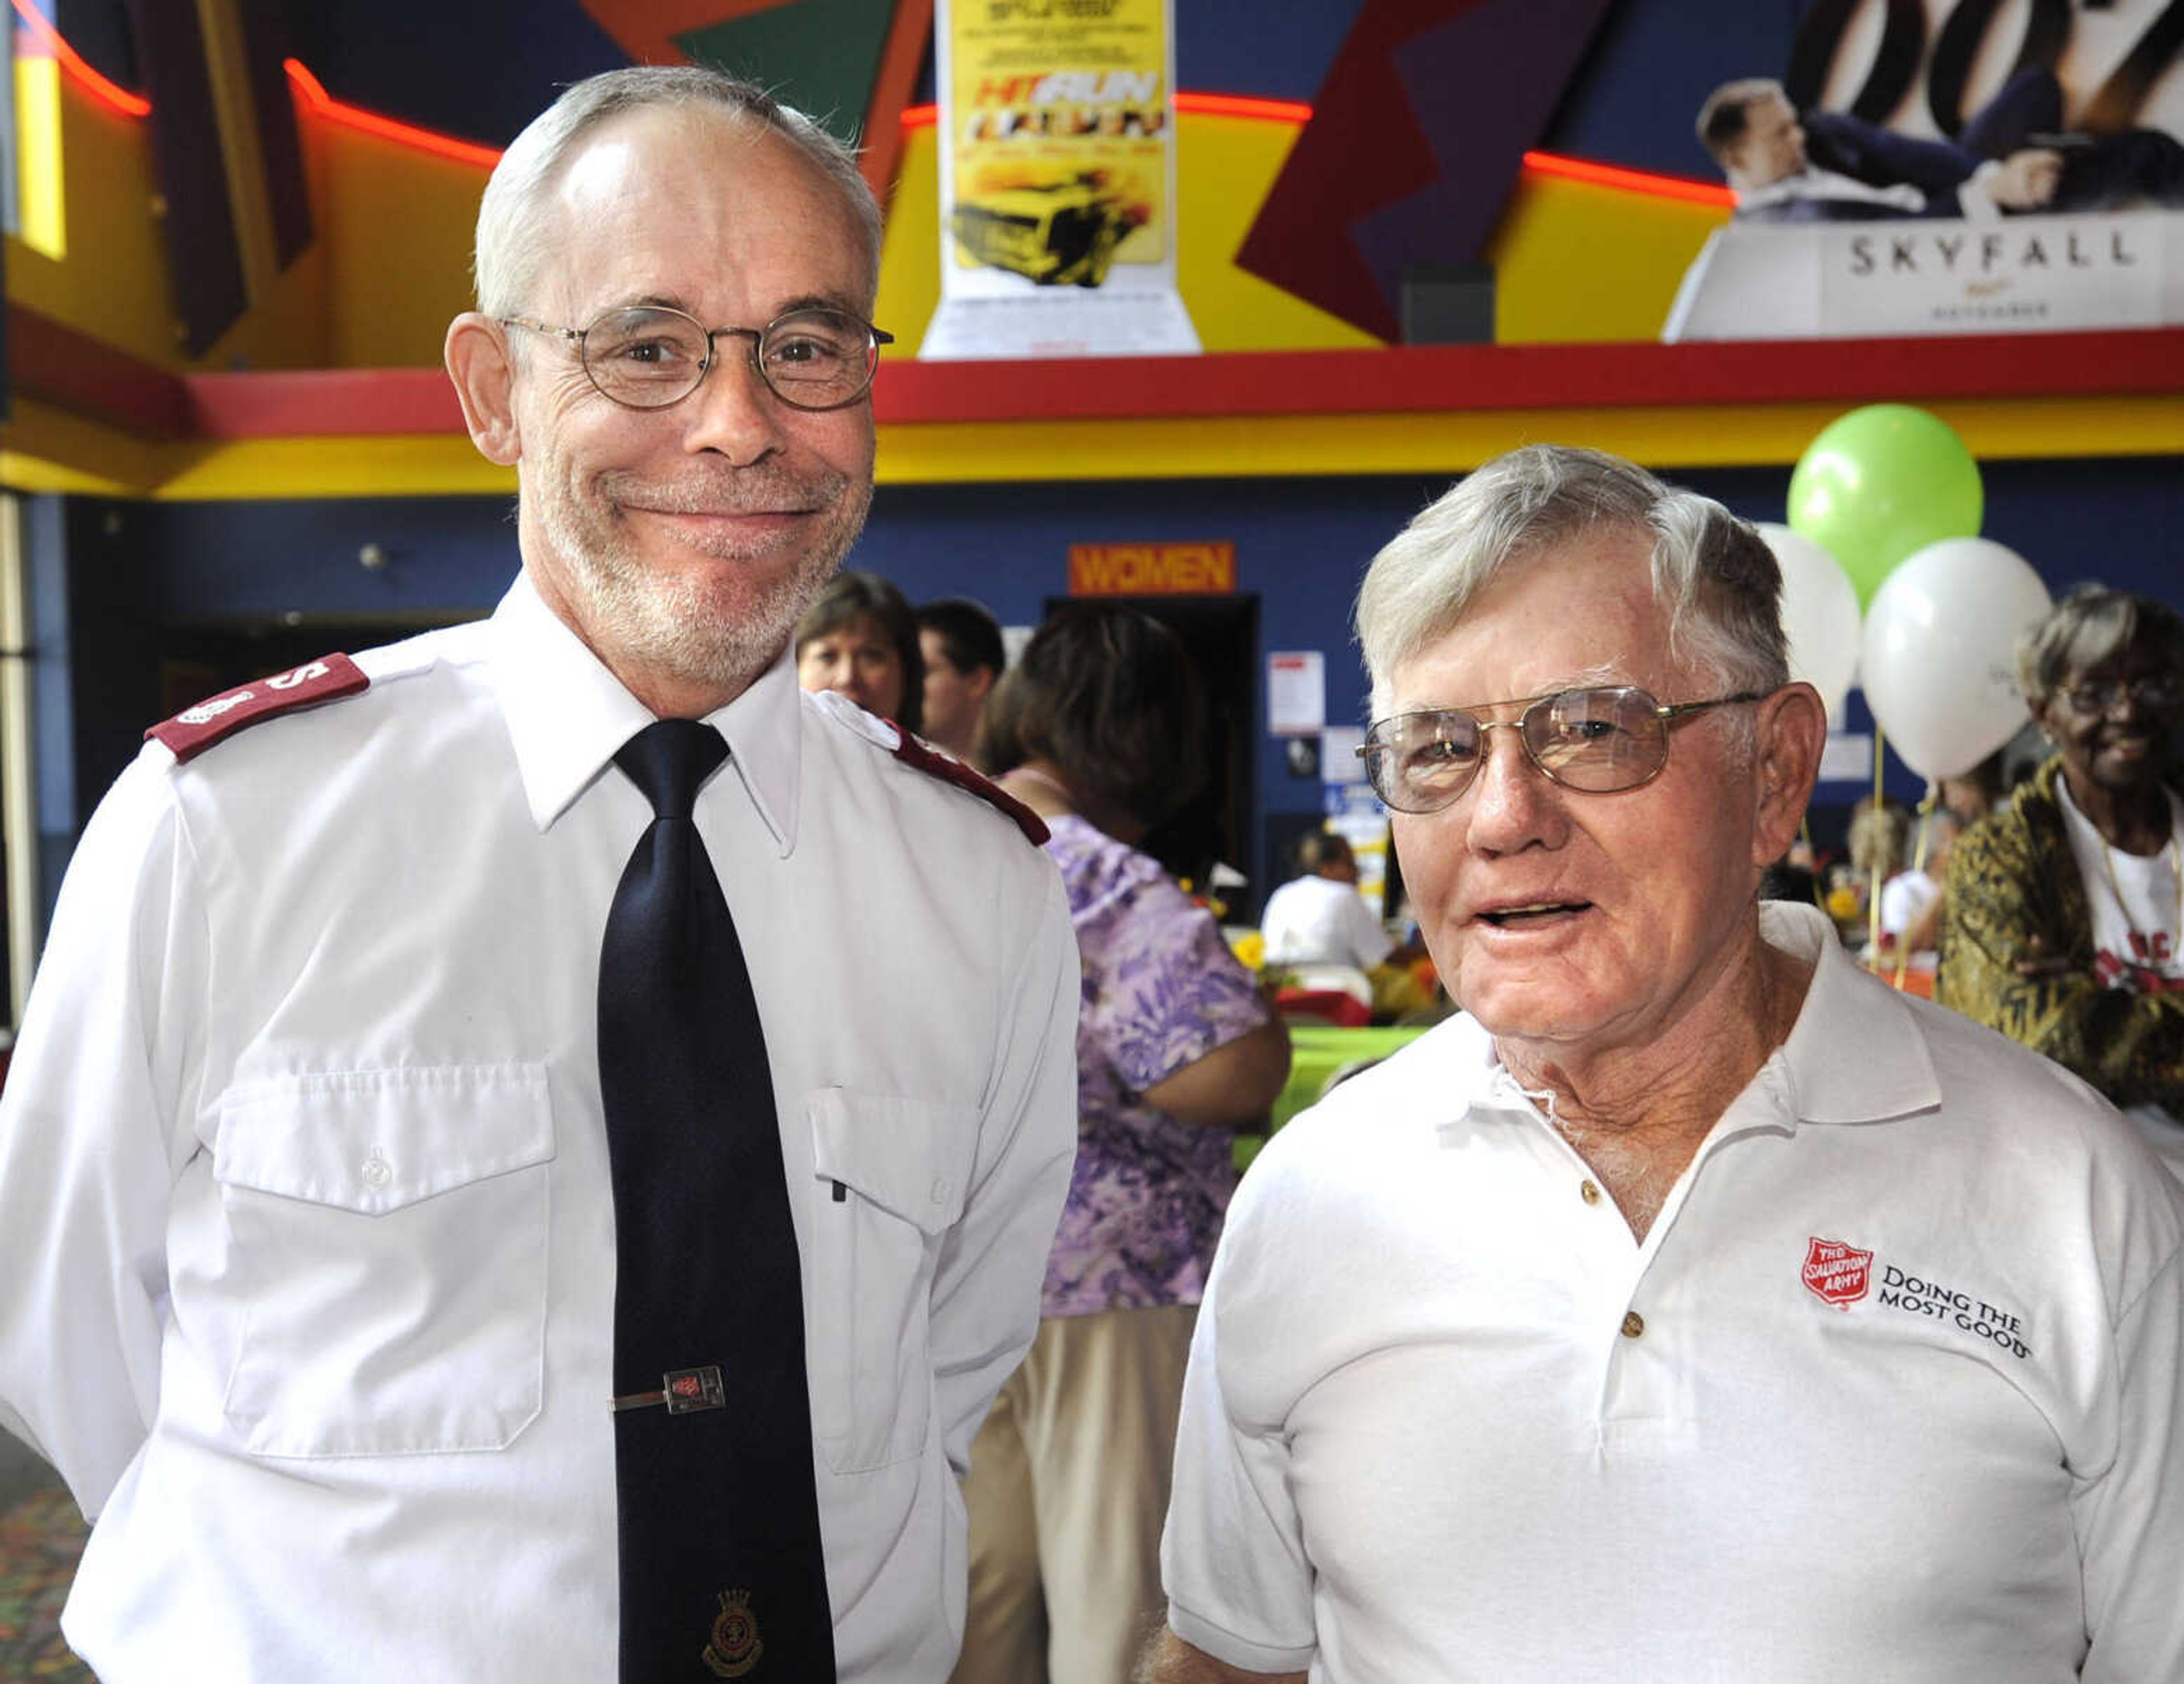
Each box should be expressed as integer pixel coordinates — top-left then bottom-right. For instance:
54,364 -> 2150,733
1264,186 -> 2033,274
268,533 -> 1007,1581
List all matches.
9,0 -> 151,117
1177,91 -> 1314,122
1520,148 -> 1734,208
283,59 -> 503,168
25,13 -> 1730,212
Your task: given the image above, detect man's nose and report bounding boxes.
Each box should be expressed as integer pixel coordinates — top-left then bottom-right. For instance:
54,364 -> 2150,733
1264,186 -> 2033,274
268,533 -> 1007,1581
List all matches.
682,335 -> 785,463
1462,725 -> 1562,853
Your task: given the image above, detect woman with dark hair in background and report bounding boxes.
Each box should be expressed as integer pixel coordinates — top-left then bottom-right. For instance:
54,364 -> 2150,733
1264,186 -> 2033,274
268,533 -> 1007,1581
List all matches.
952,604 -> 1291,1684
793,568 -> 924,733
1939,584 -> 2184,1175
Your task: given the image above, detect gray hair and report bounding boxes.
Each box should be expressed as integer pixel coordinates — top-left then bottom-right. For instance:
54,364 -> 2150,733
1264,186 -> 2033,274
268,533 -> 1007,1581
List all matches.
473,65 -> 883,319
1355,444 -> 1789,725
2016,583 -> 2184,712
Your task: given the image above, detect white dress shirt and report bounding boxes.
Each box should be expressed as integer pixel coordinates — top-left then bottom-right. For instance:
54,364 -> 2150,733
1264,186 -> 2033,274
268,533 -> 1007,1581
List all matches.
1164,903 -> 2184,1681
0,572 -> 1079,1682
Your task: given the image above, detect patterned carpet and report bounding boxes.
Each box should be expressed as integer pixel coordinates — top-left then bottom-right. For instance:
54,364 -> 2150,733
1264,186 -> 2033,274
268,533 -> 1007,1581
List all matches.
0,1483 -> 93,1681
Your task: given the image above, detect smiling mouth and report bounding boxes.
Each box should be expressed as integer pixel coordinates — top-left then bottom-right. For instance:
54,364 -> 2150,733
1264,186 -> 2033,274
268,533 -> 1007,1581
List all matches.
632,505 -> 809,520
1477,901 -> 1592,927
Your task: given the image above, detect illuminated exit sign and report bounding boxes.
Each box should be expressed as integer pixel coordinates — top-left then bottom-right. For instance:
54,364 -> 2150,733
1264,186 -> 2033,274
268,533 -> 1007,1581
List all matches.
1069,540 -> 1236,595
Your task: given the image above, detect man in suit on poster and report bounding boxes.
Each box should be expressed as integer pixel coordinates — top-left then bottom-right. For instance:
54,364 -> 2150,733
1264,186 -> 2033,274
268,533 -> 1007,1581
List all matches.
1698,67 -> 2184,221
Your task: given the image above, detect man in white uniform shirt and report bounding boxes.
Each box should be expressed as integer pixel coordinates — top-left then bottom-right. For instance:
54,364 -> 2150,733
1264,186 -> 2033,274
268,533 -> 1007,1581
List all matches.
0,67 -> 1078,1683
1149,445 -> 2184,1682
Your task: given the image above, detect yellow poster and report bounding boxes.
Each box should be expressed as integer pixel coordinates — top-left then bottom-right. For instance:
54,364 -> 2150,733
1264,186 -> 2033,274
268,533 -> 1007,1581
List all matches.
923,0 -> 1198,358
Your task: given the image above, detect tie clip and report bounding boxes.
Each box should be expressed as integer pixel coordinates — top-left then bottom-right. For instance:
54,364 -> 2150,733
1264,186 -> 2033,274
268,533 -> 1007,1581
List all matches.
610,1365 -> 726,1414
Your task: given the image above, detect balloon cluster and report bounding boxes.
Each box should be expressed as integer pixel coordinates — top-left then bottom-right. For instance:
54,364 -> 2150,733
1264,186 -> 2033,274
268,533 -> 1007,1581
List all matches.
1772,403 -> 2051,782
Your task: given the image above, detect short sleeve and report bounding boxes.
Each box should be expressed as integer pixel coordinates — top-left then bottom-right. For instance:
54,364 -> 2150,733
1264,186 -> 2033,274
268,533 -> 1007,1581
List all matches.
1159,1260 -> 1320,1674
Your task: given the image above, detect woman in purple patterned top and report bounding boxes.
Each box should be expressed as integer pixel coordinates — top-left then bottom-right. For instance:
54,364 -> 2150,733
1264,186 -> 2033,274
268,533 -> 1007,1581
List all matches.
950,606 -> 1290,1684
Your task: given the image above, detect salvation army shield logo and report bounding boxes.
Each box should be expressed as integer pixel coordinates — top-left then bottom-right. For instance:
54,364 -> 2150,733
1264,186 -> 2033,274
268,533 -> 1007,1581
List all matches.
1801,1236 -> 1873,1309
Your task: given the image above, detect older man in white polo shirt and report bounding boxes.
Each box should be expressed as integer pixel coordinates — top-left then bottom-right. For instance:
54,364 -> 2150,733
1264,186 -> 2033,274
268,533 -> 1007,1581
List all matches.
1148,444 -> 2184,1682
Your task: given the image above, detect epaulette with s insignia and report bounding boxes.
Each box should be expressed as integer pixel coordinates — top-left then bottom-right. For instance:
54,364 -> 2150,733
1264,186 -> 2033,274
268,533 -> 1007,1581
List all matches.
890,728 -> 1049,847
146,654 -> 370,764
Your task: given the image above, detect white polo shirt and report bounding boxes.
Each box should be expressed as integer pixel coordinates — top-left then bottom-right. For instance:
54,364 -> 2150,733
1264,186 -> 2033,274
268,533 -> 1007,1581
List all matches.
0,573 -> 1080,1683
1163,902 -> 2184,1682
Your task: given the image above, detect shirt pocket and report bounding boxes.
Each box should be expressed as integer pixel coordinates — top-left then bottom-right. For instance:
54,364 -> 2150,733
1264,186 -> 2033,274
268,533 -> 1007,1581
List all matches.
212,1064 -> 554,1459
805,1088 -> 975,1474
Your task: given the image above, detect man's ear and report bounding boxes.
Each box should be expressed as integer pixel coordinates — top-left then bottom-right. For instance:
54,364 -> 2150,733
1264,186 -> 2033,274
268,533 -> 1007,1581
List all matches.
445,312 -> 522,467
1752,681 -> 1828,867
966,665 -> 997,708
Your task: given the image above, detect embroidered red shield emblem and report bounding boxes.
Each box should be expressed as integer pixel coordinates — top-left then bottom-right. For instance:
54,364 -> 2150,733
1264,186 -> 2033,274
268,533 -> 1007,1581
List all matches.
1801,1236 -> 1873,1309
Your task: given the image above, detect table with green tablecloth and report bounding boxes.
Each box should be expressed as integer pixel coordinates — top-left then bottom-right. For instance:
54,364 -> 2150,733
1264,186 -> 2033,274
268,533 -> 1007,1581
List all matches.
1235,1023 -> 1432,1171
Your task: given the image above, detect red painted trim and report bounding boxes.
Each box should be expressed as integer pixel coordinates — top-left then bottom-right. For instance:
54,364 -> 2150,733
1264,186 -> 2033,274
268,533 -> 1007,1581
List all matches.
162,329 -> 2184,439
9,304 -> 191,436
857,0 -> 934,208
184,367 -> 466,436
867,331 -> 2184,424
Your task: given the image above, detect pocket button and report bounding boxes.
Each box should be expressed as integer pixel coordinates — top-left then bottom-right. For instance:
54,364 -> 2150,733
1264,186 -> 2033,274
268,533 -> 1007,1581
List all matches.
929,1175 -> 952,1206
361,1150 -> 392,1190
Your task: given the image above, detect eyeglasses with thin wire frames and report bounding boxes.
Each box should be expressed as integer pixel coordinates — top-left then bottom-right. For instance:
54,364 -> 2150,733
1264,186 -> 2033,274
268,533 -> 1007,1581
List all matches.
1357,684 -> 1769,814
499,304 -> 894,413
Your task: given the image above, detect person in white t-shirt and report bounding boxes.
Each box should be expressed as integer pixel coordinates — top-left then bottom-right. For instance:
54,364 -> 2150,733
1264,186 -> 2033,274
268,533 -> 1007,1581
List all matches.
1149,447 -> 2184,1683
1940,584 -> 2184,1175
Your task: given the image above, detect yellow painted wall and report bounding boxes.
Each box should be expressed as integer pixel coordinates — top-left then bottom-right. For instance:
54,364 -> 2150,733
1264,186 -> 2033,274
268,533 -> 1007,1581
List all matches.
9,60 -> 332,372
1488,174 -> 1727,344
312,122 -> 491,367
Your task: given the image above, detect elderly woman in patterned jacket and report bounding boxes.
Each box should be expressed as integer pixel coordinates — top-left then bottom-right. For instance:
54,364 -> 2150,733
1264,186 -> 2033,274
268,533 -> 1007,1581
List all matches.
1938,584 -> 2184,1175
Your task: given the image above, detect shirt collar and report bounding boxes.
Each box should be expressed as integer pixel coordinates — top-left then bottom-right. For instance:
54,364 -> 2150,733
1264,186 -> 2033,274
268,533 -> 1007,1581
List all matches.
489,570 -> 803,854
1757,899 -> 1940,1125
1738,168 -> 1926,214
1458,901 -> 1940,1132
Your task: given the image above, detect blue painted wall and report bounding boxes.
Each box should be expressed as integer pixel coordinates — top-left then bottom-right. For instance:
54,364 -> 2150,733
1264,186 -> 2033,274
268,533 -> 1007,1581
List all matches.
92,448 -> 2181,910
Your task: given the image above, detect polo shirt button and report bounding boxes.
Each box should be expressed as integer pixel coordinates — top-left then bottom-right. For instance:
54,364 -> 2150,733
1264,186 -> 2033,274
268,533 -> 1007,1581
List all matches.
1620,1310 -> 1645,1339
361,1150 -> 392,1190
1579,1179 -> 1602,1205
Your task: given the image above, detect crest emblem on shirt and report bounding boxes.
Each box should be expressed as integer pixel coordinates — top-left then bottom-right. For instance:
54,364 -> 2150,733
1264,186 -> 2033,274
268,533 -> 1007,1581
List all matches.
704,1588 -> 761,1677
1801,1236 -> 1874,1309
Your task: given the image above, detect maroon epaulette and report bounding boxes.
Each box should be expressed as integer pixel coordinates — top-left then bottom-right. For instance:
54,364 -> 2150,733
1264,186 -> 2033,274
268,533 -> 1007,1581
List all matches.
889,727 -> 1050,847
146,654 -> 370,765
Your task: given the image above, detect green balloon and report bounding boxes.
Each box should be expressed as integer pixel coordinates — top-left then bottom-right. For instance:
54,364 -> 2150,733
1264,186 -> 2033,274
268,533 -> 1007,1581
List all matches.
1787,405 -> 1984,606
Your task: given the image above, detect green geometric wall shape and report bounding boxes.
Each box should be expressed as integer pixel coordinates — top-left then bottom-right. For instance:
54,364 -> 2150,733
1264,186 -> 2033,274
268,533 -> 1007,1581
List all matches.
677,0 -> 899,146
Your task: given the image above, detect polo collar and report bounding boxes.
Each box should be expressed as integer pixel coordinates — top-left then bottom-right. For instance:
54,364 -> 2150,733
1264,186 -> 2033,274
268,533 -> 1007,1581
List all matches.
489,571 -> 801,854
1458,902 -> 1940,1132
1757,901 -> 1940,1126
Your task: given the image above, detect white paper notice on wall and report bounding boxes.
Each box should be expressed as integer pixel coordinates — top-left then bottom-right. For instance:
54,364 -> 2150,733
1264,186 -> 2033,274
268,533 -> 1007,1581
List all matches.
1267,651 -> 1325,737
1322,725 -> 1365,784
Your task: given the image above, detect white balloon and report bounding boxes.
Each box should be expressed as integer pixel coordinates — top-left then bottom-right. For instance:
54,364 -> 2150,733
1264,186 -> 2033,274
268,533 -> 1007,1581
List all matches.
1859,536 -> 2053,780
1759,522 -> 1861,726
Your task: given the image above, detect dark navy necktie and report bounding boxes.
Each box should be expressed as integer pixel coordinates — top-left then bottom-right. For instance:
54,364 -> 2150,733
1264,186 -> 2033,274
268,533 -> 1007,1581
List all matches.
598,719 -> 835,1681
